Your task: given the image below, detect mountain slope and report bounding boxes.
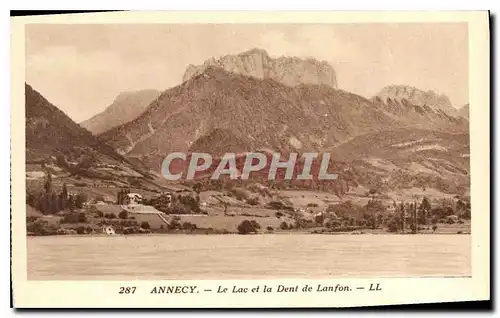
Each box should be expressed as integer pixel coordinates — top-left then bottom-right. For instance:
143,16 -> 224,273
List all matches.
25,84 -> 156,185
183,48 -> 337,88
188,128 -> 251,156
166,128 -> 469,196
80,89 -> 161,135
327,128 -> 470,195
26,83 -> 119,161
458,104 -> 469,119
100,67 -> 399,168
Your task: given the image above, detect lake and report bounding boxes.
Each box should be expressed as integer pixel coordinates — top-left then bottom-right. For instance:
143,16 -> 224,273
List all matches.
27,234 -> 471,280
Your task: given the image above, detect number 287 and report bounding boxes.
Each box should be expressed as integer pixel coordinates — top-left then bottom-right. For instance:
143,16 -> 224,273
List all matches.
119,286 -> 136,294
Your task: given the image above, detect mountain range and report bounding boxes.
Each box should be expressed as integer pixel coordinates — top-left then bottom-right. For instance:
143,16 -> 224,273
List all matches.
25,48 -> 470,196
100,66 -> 399,166
100,65 -> 467,161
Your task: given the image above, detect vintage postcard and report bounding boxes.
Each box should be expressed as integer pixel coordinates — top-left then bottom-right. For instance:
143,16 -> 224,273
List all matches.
11,11 -> 490,308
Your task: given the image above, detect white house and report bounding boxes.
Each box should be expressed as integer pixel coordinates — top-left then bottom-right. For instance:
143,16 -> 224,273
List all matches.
126,193 -> 143,205
103,225 -> 116,235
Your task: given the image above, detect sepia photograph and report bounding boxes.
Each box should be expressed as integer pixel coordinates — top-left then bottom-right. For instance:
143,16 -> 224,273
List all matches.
11,11 -> 490,308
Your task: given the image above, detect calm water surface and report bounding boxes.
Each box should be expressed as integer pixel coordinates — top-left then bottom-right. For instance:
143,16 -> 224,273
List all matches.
27,234 -> 470,280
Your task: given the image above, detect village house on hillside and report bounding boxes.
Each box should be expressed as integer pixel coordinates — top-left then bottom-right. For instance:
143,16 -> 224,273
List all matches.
386,204 -> 396,214
125,193 -> 143,205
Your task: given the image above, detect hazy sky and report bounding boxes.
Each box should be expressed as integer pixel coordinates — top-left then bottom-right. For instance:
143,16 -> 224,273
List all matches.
26,23 -> 468,122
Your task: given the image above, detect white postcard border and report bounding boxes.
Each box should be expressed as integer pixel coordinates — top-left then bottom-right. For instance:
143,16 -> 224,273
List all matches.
11,11 -> 490,308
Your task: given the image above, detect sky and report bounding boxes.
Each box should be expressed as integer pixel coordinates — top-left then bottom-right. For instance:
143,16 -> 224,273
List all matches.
26,23 -> 469,122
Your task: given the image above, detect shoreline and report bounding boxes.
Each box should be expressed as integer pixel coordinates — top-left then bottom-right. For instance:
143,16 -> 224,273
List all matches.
27,231 -> 471,237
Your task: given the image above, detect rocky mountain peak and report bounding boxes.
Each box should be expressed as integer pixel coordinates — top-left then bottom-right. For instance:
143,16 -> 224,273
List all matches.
374,85 -> 455,113
182,48 -> 338,88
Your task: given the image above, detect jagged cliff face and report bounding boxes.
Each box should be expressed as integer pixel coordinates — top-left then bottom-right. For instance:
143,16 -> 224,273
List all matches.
375,85 -> 455,114
182,48 -> 337,88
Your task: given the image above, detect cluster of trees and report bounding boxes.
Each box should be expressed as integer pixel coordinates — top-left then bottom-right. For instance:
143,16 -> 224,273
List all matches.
26,171 -> 87,214
26,216 -> 95,236
322,196 -> 470,233
94,210 -> 134,220
383,199 -> 430,233
143,192 -> 201,214
280,221 -> 295,230
26,218 -> 59,236
390,197 -> 470,233
362,199 -> 388,229
116,188 -> 131,205
237,220 -> 261,234
320,200 -> 376,230
430,198 -> 471,220
60,212 -> 87,224
181,222 -> 197,232
55,153 -> 97,175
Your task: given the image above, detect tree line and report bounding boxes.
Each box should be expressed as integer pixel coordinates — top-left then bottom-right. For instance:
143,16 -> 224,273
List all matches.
26,170 -> 87,214
314,195 -> 470,233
